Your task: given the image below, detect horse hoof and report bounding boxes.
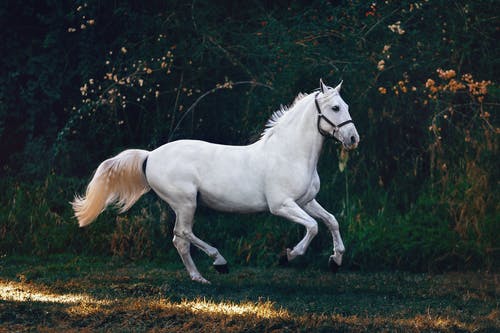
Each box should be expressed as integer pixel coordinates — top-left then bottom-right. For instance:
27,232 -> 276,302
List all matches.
279,251 -> 289,266
192,275 -> 211,284
329,257 -> 340,273
214,264 -> 229,274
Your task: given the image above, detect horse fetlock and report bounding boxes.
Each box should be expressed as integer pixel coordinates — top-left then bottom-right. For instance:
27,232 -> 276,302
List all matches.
287,248 -> 300,260
336,245 -> 345,255
213,256 -> 227,266
330,252 -> 342,266
207,248 -> 220,259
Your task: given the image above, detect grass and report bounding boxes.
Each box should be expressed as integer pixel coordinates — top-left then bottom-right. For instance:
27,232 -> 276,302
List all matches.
0,254 -> 498,332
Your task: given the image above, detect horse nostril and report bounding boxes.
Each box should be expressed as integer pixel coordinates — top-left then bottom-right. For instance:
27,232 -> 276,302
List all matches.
350,136 -> 356,144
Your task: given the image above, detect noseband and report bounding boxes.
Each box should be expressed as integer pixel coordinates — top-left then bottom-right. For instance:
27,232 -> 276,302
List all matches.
314,92 -> 354,140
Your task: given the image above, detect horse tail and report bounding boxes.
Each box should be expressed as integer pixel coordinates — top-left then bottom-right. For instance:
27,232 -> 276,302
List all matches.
72,149 -> 150,227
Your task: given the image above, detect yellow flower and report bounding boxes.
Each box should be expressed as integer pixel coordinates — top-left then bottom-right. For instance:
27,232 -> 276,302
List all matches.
377,60 -> 385,71
447,79 -> 465,92
388,21 -> 405,35
378,87 -> 387,95
437,68 -> 456,80
425,79 -> 439,94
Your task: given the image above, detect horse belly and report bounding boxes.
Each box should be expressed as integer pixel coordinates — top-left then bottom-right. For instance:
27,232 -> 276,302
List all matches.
199,189 -> 267,213
198,162 -> 267,213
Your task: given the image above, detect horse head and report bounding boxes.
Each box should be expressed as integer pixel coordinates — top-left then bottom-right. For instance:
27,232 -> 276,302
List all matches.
315,79 -> 359,150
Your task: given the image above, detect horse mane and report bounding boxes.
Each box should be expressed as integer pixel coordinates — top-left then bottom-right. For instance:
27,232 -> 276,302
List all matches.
260,92 -> 309,139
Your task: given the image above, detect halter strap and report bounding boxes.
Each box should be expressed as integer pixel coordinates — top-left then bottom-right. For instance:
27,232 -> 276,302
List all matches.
314,92 -> 353,139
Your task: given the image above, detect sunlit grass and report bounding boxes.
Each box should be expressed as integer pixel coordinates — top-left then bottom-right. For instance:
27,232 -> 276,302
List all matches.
0,256 -> 497,332
0,279 -> 290,320
1,279 -> 495,332
173,298 -> 289,319
0,280 -> 105,305
0,279 -> 489,332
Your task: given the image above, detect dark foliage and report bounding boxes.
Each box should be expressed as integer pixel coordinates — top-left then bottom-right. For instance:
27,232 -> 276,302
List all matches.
0,0 -> 498,271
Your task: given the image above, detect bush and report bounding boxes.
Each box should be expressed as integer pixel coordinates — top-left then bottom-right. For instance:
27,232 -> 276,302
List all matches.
0,1 -> 497,271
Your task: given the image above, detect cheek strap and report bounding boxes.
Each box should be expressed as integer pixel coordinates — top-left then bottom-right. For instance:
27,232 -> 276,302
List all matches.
314,92 -> 353,140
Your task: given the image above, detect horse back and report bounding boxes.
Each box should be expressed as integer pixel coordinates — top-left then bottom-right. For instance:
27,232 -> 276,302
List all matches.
147,140 -> 268,212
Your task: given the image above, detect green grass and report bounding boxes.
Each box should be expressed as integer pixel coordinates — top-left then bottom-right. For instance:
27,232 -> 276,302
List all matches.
0,255 -> 498,332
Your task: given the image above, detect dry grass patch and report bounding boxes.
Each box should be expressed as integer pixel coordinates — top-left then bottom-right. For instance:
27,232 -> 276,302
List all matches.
0,255 -> 498,332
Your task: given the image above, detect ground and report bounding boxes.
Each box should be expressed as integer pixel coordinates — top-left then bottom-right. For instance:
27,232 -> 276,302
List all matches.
0,255 -> 498,332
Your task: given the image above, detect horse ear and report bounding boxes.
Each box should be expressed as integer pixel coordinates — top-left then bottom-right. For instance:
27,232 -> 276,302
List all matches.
334,80 -> 343,92
319,78 -> 328,93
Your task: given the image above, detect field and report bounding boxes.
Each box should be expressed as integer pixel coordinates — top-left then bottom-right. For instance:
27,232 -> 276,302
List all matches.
1,2 -> 498,332
0,255 -> 498,332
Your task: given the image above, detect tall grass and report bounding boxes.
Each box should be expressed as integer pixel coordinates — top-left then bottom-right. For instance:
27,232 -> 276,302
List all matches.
1,170 -> 497,272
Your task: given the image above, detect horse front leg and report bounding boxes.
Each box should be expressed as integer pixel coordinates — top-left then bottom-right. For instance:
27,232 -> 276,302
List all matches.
270,199 -> 319,262
303,199 -> 345,272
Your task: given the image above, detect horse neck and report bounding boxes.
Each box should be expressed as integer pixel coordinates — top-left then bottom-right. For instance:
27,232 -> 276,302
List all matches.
267,96 -> 325,169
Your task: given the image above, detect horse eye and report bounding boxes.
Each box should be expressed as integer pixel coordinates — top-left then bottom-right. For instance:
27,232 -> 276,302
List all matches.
332,105 -> 340,112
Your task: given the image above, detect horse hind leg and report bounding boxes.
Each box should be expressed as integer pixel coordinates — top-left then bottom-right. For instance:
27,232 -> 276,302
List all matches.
172,235 -> 209,284
165,195 -> 208,283
170,197 -> 228,283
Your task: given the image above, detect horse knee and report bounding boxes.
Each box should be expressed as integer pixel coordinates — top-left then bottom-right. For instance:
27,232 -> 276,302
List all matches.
308,221 -> 319,236
328,216 -> 339,231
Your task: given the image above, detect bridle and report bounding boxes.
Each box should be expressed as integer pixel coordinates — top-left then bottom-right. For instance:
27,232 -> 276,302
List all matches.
314,92 -> 354,140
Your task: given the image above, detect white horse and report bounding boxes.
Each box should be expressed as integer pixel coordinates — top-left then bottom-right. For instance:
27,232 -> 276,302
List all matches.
72,79 -> 359,284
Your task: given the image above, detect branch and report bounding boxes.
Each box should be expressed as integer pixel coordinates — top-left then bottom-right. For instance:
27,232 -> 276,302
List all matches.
362,7 -> 401,39
167,80 -> 273,141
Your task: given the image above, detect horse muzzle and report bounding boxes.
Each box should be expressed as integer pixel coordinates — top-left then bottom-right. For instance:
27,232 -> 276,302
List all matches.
340,125 -> 359,150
